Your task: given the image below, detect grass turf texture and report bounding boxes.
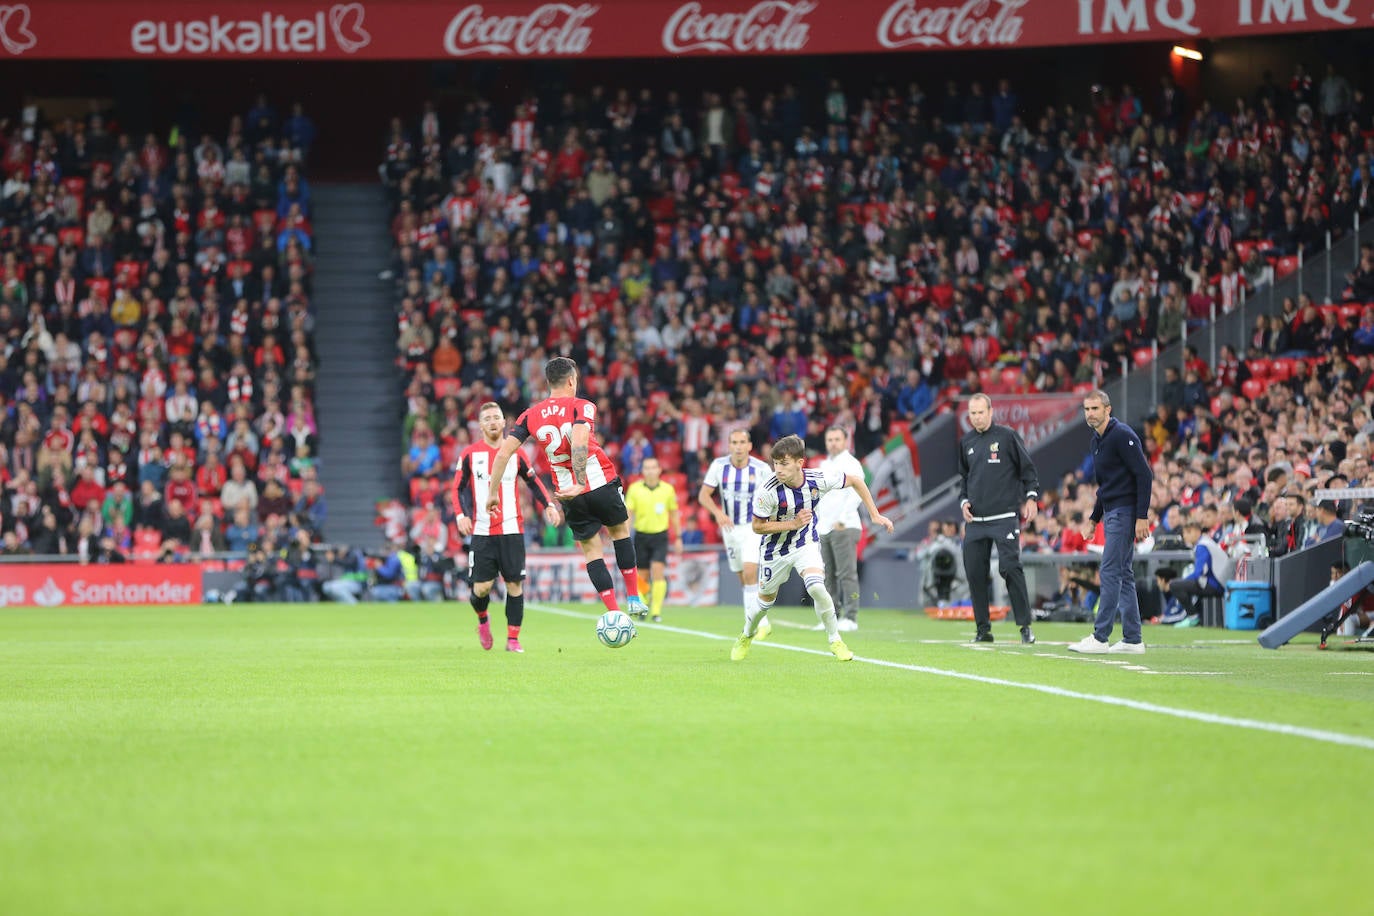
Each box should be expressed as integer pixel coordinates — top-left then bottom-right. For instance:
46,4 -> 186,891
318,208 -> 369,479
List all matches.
2,602 -> 1370,916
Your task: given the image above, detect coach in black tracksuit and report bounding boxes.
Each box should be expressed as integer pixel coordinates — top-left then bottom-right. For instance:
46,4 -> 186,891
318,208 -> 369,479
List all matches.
957,394 -> 1040,644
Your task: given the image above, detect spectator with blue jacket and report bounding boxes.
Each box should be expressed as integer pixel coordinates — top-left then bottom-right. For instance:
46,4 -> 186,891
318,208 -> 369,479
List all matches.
895,369 -> 933,421
770,390 -> 809,440
1165,521 -> 1232,627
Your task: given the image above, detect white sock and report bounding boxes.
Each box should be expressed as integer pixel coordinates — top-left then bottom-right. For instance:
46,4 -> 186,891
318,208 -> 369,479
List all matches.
747,592 -> 774,637
743,583 -> 760,627
805,574 -> 839,641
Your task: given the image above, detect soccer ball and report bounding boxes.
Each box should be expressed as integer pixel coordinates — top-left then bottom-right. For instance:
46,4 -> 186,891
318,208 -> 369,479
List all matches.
596,611 -> 637,648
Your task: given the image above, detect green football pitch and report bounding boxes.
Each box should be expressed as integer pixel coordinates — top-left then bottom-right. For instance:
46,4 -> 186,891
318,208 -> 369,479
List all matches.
2,601 -> 1371,916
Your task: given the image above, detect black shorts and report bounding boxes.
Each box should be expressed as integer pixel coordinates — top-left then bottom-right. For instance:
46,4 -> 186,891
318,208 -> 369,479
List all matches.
563,479 -> 629,541
635,531 -> 670,567
469,534 -> 527,584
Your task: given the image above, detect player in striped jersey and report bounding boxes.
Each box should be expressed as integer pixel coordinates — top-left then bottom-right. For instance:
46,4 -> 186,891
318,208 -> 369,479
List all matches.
698,429 -> 775,641
487,357 -> 647,620
453,402 -> 561,653
732,435 -> 893,662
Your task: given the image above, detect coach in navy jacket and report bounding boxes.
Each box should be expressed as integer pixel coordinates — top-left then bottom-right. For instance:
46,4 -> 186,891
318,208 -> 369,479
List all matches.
1070,389 -> 1154,655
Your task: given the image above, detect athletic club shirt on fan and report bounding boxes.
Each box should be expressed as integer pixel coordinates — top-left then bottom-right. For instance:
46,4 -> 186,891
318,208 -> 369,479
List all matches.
702,455 -> 773,526
753,467 -> 847,562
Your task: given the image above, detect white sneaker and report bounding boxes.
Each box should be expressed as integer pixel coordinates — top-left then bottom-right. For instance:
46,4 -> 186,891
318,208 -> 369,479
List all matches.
1067,635 -> 1110,654
1108,640 -> 1146,654
837,617 -> 858,632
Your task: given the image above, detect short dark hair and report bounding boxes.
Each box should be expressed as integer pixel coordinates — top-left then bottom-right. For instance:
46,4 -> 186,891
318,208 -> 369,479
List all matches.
545,357 -> 578,388
771,435 -> 806,462
1234,498 -> 1252,517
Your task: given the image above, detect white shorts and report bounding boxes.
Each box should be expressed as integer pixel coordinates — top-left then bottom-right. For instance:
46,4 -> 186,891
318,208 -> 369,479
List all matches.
721,525 -> 761,573
758,541 -> 824,596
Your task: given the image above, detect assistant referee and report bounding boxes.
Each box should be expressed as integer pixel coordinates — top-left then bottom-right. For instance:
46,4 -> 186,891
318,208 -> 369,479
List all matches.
957,393 -> 1040,644
623,456 -> 683,622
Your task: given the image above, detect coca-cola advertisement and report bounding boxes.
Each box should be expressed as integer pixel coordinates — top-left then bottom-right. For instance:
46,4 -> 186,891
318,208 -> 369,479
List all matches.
0,0 -> 1368,59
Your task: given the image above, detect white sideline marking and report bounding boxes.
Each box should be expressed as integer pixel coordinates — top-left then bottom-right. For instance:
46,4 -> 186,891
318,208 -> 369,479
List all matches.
531,603 -> 1374,752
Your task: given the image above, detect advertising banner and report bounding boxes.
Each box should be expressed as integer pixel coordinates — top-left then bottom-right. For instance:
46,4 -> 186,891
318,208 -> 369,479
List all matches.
0,564 -> 203,608
956,394 -> 1081,448
0,1 -> 1368,60
521,549 -> 720,605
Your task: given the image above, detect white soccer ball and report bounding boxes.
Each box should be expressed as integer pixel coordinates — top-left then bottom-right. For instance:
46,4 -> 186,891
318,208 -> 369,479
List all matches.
596,610 -> 637,648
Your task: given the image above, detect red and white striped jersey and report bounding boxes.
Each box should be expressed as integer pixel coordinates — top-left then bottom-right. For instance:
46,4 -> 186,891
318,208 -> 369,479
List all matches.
514,397 -> 618,491
509,118 -> 535,152
452,441 -> 540,536
444,193 -> 476,230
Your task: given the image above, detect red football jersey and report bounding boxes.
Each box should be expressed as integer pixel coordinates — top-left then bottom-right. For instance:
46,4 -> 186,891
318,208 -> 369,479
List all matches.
452,441 -> 538,537
514,397 -> 617,491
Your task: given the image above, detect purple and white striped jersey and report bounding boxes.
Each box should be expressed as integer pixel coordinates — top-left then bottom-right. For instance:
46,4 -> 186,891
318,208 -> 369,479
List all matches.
702,455 -> 774,526
753,467 -> 847,561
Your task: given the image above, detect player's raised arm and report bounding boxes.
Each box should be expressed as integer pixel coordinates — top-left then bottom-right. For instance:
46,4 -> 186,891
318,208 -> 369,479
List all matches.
844,473 -> 893,533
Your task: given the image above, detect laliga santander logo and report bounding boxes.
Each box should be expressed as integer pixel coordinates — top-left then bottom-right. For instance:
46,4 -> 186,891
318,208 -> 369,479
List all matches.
444,4 -> 599,57
130,3 -> 371,55
877,0 -> 1027,49
0,4 -> 36,55
33,578 -> 65,607
662,1 -> 815,54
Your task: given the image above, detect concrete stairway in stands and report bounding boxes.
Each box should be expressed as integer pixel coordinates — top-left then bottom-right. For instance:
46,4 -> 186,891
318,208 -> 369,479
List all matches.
311,183 -> 399,548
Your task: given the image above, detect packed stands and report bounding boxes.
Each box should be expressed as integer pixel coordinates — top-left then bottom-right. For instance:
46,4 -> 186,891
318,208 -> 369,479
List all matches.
381,66 -> 1374,558
0,98 -> 325,559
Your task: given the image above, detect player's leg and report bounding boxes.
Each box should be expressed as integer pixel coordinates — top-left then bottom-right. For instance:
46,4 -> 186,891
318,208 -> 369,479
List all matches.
733,560 -> 780,660
472,579 -> 496,650
802,558 -> 853,661
994,522 -> 1034,639
649,558 -> 668,621
634,532 -> 652,606
962,525 -> 995,641
566,492 -> 623,614
737,529 -> 769,639
469,538 -> 499,650
821,533 -> 841,617
607,519 -> 644,615
500,535 -> 527,652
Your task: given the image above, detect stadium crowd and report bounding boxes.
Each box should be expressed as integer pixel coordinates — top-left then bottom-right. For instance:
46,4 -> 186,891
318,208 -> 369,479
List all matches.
0,96 -> 326,561
380,64 -> 1374,563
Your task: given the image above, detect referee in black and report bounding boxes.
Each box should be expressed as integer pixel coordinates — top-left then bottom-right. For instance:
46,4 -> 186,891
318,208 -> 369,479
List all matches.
957,393 -> 1041,644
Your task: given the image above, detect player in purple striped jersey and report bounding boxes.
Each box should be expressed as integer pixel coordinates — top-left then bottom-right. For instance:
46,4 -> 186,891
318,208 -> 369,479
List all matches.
699,429 -> 776,641
732,435 -> 893,662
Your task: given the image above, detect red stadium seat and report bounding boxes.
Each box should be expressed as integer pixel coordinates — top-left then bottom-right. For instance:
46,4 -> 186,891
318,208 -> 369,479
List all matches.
655,440 -> 683,472
1075,229 -> 1099,248
61,176 -> 87,199
1273,256 -> 1300,280
1245,360 -> 1269,380
1268,359 -> 1293,381
1241,379 -> 1265,400
132,528 -> 163,560
1340,304 -> 1364,324
432,377 -> 460,398
1132,348 -> 1153,368
58,226 -> 85,248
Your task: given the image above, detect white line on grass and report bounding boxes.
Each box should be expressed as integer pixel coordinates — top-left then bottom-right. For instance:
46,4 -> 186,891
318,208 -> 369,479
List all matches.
531,603 -> 1374,752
